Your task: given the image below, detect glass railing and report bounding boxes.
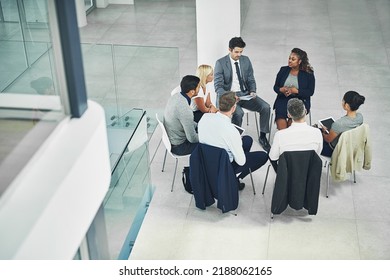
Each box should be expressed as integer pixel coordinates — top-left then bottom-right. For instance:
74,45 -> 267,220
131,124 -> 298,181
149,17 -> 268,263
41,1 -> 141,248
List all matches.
81,43 -> 180,126
103,109 -> 154,259
79,43 -> 179,259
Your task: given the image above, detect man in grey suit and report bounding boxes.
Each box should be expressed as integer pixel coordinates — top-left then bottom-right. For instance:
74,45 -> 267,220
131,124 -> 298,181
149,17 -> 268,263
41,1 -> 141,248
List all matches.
214,37 -> 271,152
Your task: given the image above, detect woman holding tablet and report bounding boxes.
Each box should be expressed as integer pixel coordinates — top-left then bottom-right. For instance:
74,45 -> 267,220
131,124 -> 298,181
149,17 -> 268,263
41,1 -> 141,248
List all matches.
320,91 -> 366,156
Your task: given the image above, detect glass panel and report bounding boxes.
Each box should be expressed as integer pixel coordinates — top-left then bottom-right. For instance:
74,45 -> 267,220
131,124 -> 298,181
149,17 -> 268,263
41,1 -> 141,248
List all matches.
23,0 -> 48,25
0,0 -> 66,195
0,0 -> 19,22
81,43 -> 180,258
82,43 -> 180,125
113,45 -> 179,111
103,111 -> 153,259
81,43 -> 116,123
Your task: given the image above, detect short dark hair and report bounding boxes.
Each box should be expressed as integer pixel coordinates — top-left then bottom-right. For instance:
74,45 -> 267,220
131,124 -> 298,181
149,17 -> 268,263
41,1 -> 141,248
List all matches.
343,91 -> 365,111
229,37 -> 246,49
287,98 -> 306,121
219,91 -> 236,112
180,75 -> 200,94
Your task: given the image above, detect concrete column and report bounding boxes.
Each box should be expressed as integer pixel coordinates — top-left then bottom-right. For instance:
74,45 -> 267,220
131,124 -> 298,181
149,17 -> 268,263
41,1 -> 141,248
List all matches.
75,0 -> 87,27
196,0 -> 240,67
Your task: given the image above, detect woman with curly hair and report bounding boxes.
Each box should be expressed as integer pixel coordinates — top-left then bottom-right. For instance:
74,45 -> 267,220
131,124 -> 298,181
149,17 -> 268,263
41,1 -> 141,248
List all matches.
273,48 -> 315,130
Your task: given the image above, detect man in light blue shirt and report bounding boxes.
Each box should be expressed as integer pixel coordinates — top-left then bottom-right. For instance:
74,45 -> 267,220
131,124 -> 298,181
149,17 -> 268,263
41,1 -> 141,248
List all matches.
198,91 -> 268,190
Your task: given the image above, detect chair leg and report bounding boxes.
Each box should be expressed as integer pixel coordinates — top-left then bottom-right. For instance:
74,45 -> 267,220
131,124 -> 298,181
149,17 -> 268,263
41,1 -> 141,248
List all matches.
262,164 -> 271,195
326,162 -> 330,198
246,112 -> 249,126
171,158 -> 178,192
162,149 -> 167,172
253,112 -> 260,139
353,170 -> 356,183
249,168 -> 256,195
268,110 -> 273,142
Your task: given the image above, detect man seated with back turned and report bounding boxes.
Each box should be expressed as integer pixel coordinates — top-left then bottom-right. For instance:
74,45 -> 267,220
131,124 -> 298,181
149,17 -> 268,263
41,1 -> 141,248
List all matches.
269,98 -> 323,171
198,91 -> 269,190
164,75 -> 200,155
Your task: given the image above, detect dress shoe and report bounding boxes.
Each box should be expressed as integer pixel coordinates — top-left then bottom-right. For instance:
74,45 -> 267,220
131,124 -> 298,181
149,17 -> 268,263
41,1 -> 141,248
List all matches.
238,182 -> 245,191
259,136 -> 271,152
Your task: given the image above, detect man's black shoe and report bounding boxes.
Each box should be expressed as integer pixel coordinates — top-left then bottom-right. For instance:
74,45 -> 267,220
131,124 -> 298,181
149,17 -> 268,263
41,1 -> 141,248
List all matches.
259,136 -> 271,152
238,182 -> 245,191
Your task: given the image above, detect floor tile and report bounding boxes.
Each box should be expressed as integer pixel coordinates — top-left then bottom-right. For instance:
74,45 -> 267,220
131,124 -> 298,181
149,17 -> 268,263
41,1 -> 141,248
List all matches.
268,217 -> 360,259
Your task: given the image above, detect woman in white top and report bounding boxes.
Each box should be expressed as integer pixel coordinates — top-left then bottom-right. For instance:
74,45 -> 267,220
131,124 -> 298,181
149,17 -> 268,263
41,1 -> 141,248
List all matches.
192,64 -> 218,122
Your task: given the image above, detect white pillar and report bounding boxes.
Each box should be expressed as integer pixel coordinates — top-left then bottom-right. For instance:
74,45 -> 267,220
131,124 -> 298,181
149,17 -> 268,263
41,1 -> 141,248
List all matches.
75,0 -> 87,27
196,0 -> 240,67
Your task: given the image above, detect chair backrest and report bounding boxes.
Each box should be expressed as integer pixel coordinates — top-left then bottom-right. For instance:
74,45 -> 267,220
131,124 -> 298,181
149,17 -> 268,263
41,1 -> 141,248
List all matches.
271,150 -> 322,215
190,143 -> 238,213
334,123 -> 370,151
330,123 -> 371,181
170,85 -> 180,96
155,113 -> 174,155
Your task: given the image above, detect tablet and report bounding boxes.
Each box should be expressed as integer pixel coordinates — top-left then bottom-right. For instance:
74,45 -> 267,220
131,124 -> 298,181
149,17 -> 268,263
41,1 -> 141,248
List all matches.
318,117 -> 335,133
239,95 -> 254,101
233,124 -> 245,135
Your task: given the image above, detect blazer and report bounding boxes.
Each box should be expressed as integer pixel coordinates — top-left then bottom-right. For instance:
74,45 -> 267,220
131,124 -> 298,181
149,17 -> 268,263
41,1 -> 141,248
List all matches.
273,66 -> 315,110
190,143 -> 239,213
330,123 -> 372,181
271,150 -> 322,215
214,54 -> 256,105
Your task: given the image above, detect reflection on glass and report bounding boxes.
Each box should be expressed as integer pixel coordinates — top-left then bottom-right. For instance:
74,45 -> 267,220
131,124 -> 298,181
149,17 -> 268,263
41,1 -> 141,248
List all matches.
0,0 -> 65,193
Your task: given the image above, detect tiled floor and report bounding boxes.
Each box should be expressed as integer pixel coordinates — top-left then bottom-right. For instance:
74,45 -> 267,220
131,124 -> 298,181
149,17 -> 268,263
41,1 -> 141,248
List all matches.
85,0 -> 390,260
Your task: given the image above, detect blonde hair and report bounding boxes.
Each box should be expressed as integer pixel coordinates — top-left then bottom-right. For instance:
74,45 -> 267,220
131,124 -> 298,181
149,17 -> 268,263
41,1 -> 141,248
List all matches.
196,64 -> 213,89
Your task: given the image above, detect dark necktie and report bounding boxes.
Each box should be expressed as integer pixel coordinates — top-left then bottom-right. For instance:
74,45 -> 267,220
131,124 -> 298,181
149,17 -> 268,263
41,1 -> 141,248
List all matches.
234,61 -> 246,92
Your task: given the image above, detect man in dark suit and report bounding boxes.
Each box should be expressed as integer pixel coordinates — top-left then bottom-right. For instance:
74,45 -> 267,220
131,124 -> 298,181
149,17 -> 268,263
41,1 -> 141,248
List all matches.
214,37 -> 271,152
